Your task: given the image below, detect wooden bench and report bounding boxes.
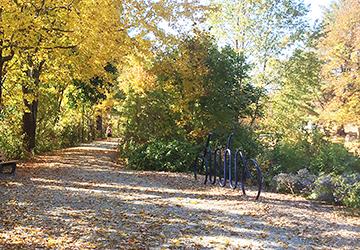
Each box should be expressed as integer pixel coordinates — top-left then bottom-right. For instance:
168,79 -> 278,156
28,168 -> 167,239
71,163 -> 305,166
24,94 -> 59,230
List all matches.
0,154 -> 17,175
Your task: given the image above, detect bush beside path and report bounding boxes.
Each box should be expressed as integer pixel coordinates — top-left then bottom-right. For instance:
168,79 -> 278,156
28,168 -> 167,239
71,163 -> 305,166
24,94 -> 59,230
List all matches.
0,140 -> 359,249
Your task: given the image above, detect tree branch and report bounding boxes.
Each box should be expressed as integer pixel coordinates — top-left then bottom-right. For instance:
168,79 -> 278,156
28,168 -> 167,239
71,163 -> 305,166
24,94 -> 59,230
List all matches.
18,44 -> 77,50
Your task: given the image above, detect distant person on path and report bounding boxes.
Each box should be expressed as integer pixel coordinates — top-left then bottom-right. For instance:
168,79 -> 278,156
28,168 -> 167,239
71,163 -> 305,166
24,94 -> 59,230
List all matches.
106,125 -> 112,139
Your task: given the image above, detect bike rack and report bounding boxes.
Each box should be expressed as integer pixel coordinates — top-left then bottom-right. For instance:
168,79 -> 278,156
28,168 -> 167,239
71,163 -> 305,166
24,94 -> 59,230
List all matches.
194,133 -> 263,200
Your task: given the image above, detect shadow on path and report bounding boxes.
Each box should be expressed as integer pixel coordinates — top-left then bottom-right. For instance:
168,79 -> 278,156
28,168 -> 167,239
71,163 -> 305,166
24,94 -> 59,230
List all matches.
0,140 -> 359,249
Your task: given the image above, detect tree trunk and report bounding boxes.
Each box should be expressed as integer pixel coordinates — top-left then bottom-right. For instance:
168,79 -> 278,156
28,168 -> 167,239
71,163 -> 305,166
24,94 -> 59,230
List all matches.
0,49 -> 15,109
22,59 -> 45,152
0,81 -> 3,109
250,57 -> 268,127
81,104 -> 85,142
22,93 -> 38,152
0,62 -> 3,108
96,115 -> 103,137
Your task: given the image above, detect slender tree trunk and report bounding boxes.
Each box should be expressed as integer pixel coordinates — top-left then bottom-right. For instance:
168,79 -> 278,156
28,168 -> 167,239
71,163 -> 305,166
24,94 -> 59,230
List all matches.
0,60 -> 3,108
0,64 -> 6,109
250,56 -> 268,127
81,104 -> 85,142
90,119 -> 95,141
0,49 -> 15,109
250,96 -> 260,126
96,115 -> 103,138
54,88 -> 65,124
0,9 -> 3,108
0,80 -> 3,109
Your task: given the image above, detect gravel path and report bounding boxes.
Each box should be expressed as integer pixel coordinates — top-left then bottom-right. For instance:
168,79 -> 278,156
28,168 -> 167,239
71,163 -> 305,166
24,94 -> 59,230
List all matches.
0,140 -> 359,249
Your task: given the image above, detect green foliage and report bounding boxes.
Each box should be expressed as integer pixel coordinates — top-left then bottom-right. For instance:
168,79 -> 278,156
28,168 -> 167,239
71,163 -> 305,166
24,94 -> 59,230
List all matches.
332,174 -> 360,208
209,126 -> 261,159
68,64 -> 117,107
271,141 -> 309,174
0,0 -> 358,212
120,89 -> 181,144
32,80 -> 96,153
0,123 -> 24,159
121,139 -> 197,172
0,106 -> 24,158
310,173 -> 360,208
118,33 -> 261,172
310,142 -> 360,174
261,49 -> 322,142
257,24 -> 359,210
309,174 -> 335,202
208,0 -> 310,125
208,0 -> 309,68
199,46 -> 257,132
270,131 -> 360,175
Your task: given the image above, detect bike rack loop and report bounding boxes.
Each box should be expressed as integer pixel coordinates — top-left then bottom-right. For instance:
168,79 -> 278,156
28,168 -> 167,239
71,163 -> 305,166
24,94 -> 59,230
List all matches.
194,133 -> 212,181
194,132 -> 263,200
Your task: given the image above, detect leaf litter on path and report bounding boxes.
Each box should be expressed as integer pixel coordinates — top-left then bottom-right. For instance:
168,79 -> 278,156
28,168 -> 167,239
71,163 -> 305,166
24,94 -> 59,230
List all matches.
0,140 -> 359,249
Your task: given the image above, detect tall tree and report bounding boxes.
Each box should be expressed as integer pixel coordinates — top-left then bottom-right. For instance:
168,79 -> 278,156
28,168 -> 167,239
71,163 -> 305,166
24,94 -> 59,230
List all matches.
318,0 -> 360,125
208,0 -> 309,125
119,33 -> 259,143
208,0 -> 308,69
262,49 -> 322,142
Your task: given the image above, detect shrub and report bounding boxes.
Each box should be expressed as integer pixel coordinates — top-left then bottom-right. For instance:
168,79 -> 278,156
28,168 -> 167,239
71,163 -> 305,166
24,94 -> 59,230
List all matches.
332,173 -> 360,208
0,127 -> 24,159
271,141 -> 309,174
310,142 -> 360,174
272,168 -> 316,194
309,172 -> 360,208
121,139 -> 198,172
0,109 -> 24,159
344,182 -> 360,208
272,173 -> 298,194
270,133 -> 360,176
309,174 -> 335,203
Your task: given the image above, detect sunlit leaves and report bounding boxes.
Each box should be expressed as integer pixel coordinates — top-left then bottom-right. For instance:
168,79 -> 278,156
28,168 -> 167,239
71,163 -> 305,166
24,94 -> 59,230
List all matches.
261,50 -> 322,142
208,0 -> 309,68
318,0 -> 360,124
0,0 -> 207,151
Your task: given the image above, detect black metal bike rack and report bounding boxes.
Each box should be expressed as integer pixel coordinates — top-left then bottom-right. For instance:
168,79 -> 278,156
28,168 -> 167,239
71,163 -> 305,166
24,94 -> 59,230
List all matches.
193,133 -> 263,200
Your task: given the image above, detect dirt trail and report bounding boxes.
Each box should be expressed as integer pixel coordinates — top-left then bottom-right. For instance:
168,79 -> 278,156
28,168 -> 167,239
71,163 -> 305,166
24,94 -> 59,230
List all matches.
0,140 -> 359,249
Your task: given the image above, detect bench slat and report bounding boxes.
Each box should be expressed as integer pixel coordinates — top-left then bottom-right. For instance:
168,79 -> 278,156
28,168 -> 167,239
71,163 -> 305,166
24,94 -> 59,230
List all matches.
1,160 -> 17,164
